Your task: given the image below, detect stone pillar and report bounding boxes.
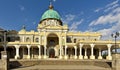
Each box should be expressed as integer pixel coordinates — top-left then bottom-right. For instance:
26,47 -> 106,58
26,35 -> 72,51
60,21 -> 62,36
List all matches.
84,48 -> 88,59
27,45 -> 31,59
64,46 -> 68,59
106,44 -> 112,60
1,51 -> 9,70
43,45 -> 47,59
59,45 -> 62,59
38,45 -> 41,59
90,44 -> 95,59
79,44 -> 83,59
59,36 -> 62,59
98,48 -> 102,59
74,46 -> 77,59
14,45 -> 20,59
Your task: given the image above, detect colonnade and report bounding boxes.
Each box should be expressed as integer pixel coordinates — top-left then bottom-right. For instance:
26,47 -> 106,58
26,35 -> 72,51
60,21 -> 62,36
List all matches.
14,44 -> 112,60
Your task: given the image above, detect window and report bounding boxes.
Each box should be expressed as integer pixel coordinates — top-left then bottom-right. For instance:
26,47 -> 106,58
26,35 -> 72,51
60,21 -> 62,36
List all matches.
74,39 -> 76,43
67,37 -> 72,43
35,38 -> 39,42
26,37 -> 30,42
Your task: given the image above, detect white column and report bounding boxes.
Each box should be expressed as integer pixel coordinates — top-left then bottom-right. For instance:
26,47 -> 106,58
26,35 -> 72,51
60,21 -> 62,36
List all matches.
38,45 -> 41,59
74,46 -> 77,59
59,45 -> 62,59
79,44 -> 83,59
27,45 -> 31,59
106,44 -> 112,60
98,49 -> 102,59
59,36 -> 62,59
64,46 -> 68,59
90,44 -> 95,59
84,48 -> 88,59
14,45 -> 20,59
43,45 -> 47,59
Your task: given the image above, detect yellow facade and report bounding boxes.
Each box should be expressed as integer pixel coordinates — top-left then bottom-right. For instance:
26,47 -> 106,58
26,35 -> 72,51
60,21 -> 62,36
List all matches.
0,4 -> 120,60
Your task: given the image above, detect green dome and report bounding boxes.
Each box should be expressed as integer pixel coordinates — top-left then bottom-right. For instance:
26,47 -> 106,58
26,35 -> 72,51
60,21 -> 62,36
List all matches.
40,9 -> 61,21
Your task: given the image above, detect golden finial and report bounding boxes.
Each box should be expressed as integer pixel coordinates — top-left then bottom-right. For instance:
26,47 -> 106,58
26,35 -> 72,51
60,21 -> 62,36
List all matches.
49,0 -> 54,9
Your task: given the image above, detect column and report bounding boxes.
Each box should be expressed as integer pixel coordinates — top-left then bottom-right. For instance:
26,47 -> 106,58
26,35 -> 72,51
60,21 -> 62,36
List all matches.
14,45 -> 20,59
27,45 -> 31,59
38,45 -> 41,59
106,44 -> 112,60
59,36 -> 62,59
59,45 -> 62,59
43,45 -> 47,59
79,44 -> 83,59
84,48 -> 88,59
98,48 -> 102,59
64,46 -> 68,59
90,44 -> 95,59
43,30 -> 47,59
74,46 -> 77,59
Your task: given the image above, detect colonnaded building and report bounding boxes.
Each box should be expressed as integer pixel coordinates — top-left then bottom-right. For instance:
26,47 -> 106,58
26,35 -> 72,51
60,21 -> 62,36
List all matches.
0,4 -> 120,60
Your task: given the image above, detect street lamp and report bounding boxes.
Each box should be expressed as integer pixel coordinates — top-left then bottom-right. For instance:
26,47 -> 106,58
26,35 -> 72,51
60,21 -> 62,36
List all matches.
0,30 -> 7,51
111,32 -> 120,53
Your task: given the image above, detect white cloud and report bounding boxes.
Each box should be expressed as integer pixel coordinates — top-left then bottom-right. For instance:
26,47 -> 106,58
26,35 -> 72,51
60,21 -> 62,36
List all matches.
94,0 -> 119,13
70,19 -> 84,31
94,8 -> 102,13
104,4 -> 119,12
106,0 -> 119,7
62,14 -> 75,24
19,5 -> 25,11
90,1 -> 120,40
62,14 -> 83,32
89,13 -> 120,26
96,22 -> 120,40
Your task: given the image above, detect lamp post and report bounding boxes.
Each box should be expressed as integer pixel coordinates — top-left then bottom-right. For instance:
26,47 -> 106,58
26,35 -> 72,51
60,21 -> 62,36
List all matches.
0,30 -> 7,51
111,32 -> 120,53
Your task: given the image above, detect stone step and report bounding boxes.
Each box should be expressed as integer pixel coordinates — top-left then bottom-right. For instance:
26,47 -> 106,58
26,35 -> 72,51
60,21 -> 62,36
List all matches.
10,60 -> 112,70
11,65 -> 112,70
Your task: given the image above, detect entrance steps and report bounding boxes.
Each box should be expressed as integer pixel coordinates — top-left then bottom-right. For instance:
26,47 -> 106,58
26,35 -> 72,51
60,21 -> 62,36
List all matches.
10,59 -> 112,70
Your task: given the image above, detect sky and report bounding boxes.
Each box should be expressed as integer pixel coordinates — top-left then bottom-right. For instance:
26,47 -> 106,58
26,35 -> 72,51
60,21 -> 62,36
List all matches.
0,0 -> 120,40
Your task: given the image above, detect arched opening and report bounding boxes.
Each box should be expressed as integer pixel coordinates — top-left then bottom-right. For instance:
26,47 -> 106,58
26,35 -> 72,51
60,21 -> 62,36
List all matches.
49,48 -> 55,58
47,33 -> 59,58
47,33 -> 59,46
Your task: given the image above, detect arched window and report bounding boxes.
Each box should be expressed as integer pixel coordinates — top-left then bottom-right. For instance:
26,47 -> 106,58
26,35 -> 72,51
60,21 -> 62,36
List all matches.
35,38 -> 39,42
74,39 -> 76,43
26,37 -> 30,42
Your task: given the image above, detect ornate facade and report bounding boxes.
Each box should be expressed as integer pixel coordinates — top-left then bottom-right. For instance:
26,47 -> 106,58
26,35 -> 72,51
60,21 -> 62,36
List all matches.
0,4 -> 120,60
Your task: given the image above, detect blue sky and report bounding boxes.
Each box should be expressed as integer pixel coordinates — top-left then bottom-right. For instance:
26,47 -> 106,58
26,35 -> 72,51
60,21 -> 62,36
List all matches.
0,0 -> 120,40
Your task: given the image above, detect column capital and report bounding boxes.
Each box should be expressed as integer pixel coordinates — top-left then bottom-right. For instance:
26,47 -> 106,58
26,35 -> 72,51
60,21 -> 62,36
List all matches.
107,44 -> 112,48
79,43 -> 84,47
26,45 -> 31,48
65,45 -> 67,48
74,46 -> 77,49
14,45 -> 20,49
90,44 -> 95,48
37,45 -> 41,48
